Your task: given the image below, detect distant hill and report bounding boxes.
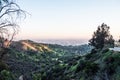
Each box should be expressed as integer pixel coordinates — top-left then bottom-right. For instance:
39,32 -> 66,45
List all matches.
11,40 -> 53,53
10,40 -> 92,56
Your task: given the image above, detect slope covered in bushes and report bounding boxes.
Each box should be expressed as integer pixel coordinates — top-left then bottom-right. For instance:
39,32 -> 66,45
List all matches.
0,40 -> 120,80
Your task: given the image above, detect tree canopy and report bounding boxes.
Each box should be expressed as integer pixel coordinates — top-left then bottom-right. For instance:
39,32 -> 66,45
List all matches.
89,23 -> 114,50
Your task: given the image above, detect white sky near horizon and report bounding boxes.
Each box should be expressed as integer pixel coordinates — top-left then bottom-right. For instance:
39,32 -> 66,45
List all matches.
15,0 -> 120,41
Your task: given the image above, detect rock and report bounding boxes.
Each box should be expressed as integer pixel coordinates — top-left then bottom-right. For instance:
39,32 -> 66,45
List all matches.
19,75 -> 23,80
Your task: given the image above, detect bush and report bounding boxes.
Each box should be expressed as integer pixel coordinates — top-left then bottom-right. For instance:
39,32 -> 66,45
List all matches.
0,70 -> 15,80
85,53 -> 92,60
76,60 -> 99,75
32,73 -> 42,80
84,61 -> 99,75
75,60 -> 86,73
104,53 -> 120,75
0,61 -> 8,72
102,48 -> 109,53
90,49 -> 97,54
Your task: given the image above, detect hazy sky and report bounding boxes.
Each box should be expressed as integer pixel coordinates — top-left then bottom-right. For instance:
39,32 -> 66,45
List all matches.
16,0 -> 120,40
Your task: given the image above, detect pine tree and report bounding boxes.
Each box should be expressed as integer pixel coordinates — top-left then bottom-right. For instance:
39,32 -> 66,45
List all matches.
89,23 -> 114,49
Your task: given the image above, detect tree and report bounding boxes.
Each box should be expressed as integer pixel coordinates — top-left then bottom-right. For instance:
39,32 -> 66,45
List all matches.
89,23 -> 114,50
0,0 -> 25,59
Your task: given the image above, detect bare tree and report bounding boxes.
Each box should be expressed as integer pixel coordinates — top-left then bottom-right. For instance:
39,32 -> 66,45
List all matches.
0,0 -> 25,59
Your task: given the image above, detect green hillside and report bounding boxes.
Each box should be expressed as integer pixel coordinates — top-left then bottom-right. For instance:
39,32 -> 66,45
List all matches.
0,40 -> 120,80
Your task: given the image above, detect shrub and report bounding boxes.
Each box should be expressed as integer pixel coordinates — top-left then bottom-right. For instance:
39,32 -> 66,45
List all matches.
84,62 -> 99,75
76,60 -> 99,75
0,61 -> 8,72
104,53 -> 120,75
0,70 -> 15,80
32,73 -> 42,80
102,48 -> 109,53
85,53 -> 92,60
75,60 -> 86,73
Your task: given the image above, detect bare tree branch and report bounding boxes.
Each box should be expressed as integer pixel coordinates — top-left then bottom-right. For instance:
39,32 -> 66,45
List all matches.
0,0 -> 25,49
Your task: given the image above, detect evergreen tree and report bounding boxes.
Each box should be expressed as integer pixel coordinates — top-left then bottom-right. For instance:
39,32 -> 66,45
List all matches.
89,23 -> 114,49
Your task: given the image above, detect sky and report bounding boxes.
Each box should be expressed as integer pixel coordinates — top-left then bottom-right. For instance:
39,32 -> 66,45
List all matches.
15,0 -> 120,40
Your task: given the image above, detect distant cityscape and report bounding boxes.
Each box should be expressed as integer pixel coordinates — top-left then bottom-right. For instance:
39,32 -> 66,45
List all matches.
36,39 -> 88,46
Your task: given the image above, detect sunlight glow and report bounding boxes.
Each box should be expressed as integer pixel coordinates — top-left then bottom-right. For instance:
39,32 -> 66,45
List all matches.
16,0 -> 120,40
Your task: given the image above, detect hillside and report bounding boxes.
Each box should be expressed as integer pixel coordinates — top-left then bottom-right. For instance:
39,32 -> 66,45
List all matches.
11,40 -> 53,52
0,40 -> 120,80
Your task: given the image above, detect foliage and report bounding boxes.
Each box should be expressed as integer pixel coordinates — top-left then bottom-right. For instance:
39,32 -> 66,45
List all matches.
76,60 -> 99,75
103,52 -> 120,75
1,40 -> 120,80
0,70 -> 15,80
83,61 -> 99,75
0,60 -> 8,72
32,73 -> 42,80
89,23 -> 114,49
